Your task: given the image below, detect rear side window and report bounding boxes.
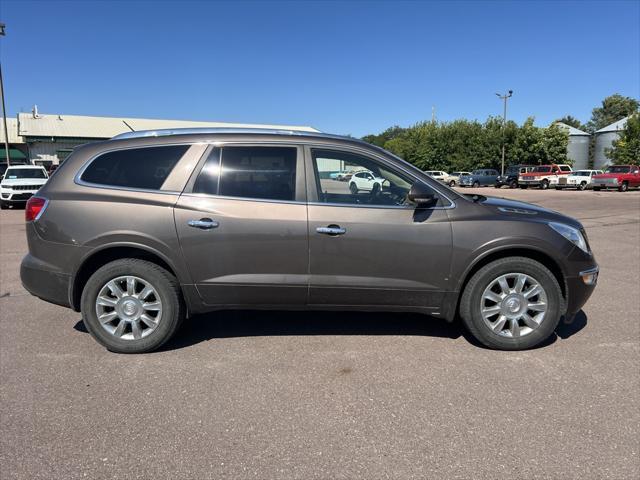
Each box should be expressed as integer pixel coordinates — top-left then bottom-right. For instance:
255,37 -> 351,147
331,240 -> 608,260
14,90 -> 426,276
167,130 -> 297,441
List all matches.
81,145 -> 189,190
220,147 -> 296,201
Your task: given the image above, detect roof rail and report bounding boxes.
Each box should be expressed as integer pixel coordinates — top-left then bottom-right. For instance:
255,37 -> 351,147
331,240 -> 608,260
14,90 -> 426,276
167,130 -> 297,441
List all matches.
111,127 -> 326,141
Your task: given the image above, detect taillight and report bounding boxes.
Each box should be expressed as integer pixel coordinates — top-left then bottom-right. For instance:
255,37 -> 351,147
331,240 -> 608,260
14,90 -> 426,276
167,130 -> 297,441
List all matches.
25,196 -> 48,222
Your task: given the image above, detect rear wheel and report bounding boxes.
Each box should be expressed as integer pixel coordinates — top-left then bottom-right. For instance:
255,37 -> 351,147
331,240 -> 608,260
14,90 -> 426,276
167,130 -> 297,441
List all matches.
509,180 -> 518,189
618,182 -> 628,192
472,181 -> 480,188
459,257 -> 563,350
349,182 -> 358,194
449,180 -> 456,187
81,259 -> 185,353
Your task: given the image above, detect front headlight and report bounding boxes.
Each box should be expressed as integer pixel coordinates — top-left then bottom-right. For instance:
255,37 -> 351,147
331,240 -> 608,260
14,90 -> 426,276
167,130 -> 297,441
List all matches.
548,222 -> 589,253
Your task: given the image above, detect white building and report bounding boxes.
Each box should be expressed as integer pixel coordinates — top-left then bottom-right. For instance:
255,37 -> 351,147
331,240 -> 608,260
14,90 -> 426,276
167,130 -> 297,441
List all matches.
17,109 -> 319,168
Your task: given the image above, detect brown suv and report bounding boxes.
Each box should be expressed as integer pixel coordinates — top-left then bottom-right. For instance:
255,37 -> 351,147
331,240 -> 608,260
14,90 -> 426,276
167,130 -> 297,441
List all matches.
20,128 -> 598,353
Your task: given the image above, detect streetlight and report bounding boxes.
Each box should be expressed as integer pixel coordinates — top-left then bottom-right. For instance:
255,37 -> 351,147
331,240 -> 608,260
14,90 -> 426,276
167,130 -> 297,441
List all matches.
496,90 -> 513,176
0,23 -> 10,167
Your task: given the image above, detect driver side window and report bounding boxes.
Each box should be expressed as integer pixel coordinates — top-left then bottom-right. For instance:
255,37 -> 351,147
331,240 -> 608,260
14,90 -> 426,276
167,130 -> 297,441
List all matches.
311,148 -> 433,207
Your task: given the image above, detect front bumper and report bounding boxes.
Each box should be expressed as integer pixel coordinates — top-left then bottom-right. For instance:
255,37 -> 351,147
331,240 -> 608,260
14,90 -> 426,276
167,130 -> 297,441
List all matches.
1,191 -> 36,202
20,253 -> 71,308
565,264 -> 598,316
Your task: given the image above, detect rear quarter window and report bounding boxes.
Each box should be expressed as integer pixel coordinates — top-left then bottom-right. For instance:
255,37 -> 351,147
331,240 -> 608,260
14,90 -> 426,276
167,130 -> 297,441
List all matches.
80,145 -> 189,190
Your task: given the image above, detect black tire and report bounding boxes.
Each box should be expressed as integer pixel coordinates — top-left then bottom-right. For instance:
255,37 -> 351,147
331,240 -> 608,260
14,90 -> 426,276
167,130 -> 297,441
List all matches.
593,187 -> 601,191
449,180 -> 456,187
618,182 -> 628,192
578,182 -> 587,191
0,202 -> 8,210
540,179 -> 549,190
509,181 -> 518,189
472,181 -> 480,188
494,184 -> 501,189
459,256 -> 563,350
349,182 -> 358,194
519,185 -> 528,189
81,259 -> 185,354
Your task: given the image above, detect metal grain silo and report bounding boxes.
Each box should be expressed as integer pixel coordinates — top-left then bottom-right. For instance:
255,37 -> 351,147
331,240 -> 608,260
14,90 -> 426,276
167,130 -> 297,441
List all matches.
594,117 -> 628,169
555,122 -> 590,170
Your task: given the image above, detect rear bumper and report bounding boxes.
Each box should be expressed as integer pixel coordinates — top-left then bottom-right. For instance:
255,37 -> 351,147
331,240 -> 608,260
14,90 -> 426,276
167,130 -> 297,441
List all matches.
20,253 -> 71,308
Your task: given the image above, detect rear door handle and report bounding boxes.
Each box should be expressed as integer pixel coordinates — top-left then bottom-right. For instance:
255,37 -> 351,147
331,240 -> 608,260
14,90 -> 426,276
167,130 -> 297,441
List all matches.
316,225 -> 346,236
188,218 -> 219,230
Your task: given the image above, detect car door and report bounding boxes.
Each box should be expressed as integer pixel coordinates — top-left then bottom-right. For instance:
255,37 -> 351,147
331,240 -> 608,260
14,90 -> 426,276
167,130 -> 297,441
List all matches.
306,146 -> 453,312
174,144 -> 309,306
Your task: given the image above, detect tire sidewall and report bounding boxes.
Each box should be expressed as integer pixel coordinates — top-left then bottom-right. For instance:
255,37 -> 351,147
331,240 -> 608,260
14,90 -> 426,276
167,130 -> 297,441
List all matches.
81,260 -> 182,353
460,257 -> 563,350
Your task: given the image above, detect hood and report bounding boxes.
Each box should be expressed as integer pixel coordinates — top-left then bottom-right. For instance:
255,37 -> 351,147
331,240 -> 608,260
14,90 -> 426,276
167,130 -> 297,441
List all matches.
472,195 -> 583,229
1,178 -> 48,186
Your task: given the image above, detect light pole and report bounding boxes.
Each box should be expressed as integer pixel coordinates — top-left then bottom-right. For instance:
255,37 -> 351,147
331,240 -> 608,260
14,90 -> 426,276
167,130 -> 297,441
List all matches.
496,90 -> 513,176
0,23 -> 10,167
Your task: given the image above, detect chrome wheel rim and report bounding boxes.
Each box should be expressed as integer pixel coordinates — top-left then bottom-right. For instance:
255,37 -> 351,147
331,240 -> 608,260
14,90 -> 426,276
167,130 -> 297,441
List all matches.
95,275 -> 162,340
480,273 -> 548,338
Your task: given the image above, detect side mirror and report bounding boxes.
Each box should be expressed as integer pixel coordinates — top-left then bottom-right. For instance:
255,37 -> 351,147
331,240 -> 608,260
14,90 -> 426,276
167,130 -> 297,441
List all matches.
408,183 -> 437,207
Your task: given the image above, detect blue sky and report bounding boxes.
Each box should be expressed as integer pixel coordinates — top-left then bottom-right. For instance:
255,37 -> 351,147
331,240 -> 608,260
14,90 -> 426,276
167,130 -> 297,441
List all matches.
1,0 -> 639,136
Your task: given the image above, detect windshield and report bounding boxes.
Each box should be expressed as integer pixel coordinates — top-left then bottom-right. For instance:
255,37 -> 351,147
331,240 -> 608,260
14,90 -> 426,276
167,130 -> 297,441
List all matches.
532,166 -> 551,173
605,166 -> 631,173
4,168 -> 47,179
571,171 -> 590,176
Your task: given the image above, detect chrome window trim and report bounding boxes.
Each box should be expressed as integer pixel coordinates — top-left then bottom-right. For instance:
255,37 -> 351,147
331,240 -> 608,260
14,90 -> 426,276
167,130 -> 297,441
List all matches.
74,142 -> 197,194
181,192 -> 306,206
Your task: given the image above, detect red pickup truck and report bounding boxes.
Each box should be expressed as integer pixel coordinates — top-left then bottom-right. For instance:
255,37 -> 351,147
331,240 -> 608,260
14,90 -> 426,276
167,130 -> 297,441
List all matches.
592,165 -> 640,192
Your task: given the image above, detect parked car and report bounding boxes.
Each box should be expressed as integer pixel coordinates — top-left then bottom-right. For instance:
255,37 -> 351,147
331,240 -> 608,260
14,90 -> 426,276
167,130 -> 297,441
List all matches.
0,165 -> 49,209
424,171 -> 449,182
555,170 -> 603,191
458,169 -> 500,187
349,169 -> 388,194
442,171 -> 471,187
591,165 -> 640,192
518,164 -> 572,189
495,165 -> 535,189
21,128 -> 598,353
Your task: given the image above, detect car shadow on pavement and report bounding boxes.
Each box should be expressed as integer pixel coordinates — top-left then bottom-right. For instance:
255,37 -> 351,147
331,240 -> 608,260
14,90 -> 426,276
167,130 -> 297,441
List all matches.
73,309 -> 587,352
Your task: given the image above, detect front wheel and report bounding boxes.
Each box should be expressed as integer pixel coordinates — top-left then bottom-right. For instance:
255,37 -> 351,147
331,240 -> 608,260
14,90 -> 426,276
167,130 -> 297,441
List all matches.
618,182 -> 628,192
540,180 -> 549,190
459,257 -> 563,350
509,181 -> 518,189
519,185 -> 528,189
81,259 -> 185,353
349,182 -> 358,194
578,182 -> 587,191
0,201 -> 8,210
449,180 -> 456,187
472,181 -> 480,188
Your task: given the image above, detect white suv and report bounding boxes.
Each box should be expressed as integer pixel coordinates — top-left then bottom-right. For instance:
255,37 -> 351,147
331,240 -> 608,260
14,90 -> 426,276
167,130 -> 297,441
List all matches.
1,165 -> 49,209
349,170 -> 388,194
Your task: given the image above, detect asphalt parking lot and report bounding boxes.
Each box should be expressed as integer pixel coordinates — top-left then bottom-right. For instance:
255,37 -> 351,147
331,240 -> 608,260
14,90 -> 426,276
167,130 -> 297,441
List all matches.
1,188 -> 639,479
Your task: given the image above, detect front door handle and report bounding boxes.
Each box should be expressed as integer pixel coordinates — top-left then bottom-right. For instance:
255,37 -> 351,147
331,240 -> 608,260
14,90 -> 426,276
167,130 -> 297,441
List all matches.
316,225 -> 346,236
188,218 -> 219,230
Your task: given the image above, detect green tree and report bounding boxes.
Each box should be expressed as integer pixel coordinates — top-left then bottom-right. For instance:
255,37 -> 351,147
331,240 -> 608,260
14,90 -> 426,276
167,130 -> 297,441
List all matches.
362,126 -> 406,148
586,94 -> 639,132
554,115 -> 586,131
606,114 -> 640,163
